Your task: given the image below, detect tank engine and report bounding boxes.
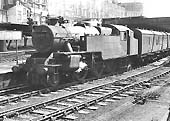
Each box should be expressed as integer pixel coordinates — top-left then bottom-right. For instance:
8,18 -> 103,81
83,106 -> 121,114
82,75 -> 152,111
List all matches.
13,24 -> 101,87
13,23 -> 170,87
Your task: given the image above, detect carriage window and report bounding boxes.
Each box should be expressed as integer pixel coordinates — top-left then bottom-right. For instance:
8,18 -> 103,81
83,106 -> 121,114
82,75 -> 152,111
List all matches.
156,36 -> 160,45
148,37 -> 151,45
124,32 -> 127,40
120,32 -> 127,41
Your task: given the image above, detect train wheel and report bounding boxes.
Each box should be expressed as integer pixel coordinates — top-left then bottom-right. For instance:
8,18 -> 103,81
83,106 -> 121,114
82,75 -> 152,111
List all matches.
73,69 -> 88,83
91,62 -> 104,78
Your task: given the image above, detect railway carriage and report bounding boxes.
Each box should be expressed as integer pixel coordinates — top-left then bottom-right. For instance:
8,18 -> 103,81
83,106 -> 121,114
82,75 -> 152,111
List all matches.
134,29 -> 156,64
12,23 -> 170,88
161,32 -> 168,50
150,31 -> 170,58
134,29 -> 170,63
166,32 -> 170,48
134,29 -> 154,55
152,31 -> 163,52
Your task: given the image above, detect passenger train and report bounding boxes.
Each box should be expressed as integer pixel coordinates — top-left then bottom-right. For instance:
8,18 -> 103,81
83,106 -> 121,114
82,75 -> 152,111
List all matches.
12,22 -> 170,87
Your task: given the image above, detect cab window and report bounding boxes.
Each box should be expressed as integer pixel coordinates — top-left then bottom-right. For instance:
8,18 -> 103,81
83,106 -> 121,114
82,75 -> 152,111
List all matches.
111,29 -> 120,36
120,32 -> 127,41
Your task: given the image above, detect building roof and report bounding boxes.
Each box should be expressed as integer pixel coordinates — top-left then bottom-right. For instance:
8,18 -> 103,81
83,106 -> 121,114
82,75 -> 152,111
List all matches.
102,16 -> 170,32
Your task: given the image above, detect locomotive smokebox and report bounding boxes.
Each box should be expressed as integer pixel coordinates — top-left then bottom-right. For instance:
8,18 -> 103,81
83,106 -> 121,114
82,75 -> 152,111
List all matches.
32,25 -> 71,53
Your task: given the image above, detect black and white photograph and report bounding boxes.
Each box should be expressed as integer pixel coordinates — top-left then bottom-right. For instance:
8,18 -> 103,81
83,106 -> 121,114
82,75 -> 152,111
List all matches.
0,0 -> 170,120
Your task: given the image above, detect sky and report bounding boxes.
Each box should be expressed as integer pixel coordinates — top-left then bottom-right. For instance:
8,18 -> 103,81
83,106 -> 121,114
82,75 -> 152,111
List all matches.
119,0 -> 170,17
143,0 -> 170,17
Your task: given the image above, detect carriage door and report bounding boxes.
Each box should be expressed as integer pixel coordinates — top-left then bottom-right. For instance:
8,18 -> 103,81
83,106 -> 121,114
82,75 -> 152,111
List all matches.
126,30 -> 130,55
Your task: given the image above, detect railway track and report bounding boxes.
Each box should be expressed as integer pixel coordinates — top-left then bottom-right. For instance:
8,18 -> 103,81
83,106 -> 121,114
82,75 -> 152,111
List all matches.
0,58 -> 169,120
0,60 -> 164,107
0,84 -> 28,96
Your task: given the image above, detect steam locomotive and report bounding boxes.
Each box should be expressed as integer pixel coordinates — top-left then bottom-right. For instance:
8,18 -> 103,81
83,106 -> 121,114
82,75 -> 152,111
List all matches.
12,22 -> 170,87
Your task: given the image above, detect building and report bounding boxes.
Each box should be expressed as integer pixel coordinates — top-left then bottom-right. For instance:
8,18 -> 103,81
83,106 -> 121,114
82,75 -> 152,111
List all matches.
22,0 -> 49,24
48,0 -> 143,20
100,0 -> 125,18
2,0 -> 48,24
7,1 -> 30,24
120,2 -> 143,17
0,0 -> 7,23
0,0 -> 143,24
48,0 -> 125,19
